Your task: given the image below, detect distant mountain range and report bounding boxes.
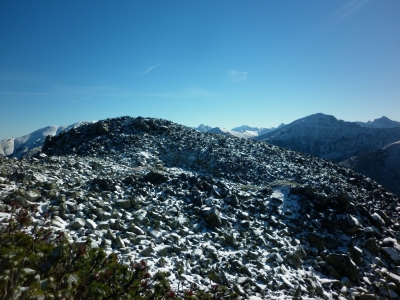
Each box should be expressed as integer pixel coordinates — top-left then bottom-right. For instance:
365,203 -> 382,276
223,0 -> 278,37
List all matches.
194,123 -> 285,138
2,114 -> 400,195
0,122 -> 88,159
254,113 -> 400,162
356,116 -> 400,128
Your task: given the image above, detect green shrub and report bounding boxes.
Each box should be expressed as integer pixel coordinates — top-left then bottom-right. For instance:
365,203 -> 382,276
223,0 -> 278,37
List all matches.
0,201 -> 238,300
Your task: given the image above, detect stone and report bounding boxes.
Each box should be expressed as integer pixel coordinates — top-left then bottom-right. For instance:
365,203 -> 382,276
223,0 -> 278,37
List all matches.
285,251 -> 303,269
128,224 -> 145,235
115,236 -> 125,248
364,238 -> 379,254
233,283 -> 246,296
90,241 -> 99,249
225,194 -> 239,207
25,189 -> 41,201
203,207 -> 222,228
381,247 -> 400,264
386,272 -> 400,294
324,235 -> 340,250
142,171 -> 168,184
141,245 -> 154,257
115,199 -> 132,209
69,218 -> 86,230
15,196 -> 30,208
307,233 -> 325,251
85,219 -> 97,230
340,214 -> 360,234
326,254 -> 360,282
371,212 -> 385,229
349,246 -> 364,266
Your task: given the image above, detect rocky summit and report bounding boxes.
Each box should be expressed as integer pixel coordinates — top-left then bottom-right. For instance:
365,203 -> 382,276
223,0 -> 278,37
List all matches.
1,116 -> 400,299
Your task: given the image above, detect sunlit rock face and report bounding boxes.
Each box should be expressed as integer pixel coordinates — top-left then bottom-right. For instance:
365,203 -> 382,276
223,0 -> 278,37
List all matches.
1,115 -> 400,299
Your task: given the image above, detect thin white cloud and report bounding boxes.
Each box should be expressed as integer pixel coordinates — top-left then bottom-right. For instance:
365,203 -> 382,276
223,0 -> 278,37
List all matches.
71,95 -> 95,104
140,64 -> 160,76
228,70 -> 249,83
324,0 -> 372,26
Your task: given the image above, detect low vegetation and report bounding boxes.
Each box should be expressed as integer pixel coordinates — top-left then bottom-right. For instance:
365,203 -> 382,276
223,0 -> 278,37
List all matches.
0,201 -> 238,300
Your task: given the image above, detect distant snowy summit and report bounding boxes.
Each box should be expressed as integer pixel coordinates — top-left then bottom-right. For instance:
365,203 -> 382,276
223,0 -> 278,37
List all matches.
232,124 -> 285,136
207,127 -> 258,139
194,123 -> 285,138
0,122 -> 88,159
356,116 -> 400,128
193,124 -> 212,132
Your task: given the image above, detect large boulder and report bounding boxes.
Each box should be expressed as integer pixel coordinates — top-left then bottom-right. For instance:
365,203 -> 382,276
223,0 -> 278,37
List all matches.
202,207 -> 222,228
326,253 -> 360,282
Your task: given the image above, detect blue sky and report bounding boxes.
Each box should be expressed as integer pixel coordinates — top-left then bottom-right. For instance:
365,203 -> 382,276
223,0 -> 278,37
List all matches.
1,0 -> 399,139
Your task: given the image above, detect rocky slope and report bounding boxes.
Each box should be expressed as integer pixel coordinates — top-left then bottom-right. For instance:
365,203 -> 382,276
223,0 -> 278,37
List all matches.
1,116 -> 400,299
340,141 -> 400,196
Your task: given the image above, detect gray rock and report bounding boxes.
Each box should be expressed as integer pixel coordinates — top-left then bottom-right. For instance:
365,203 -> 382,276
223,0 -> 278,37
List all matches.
85,219 -> 97,230
128,224 -> 145,235
308,233 -> 325,251
340,214 -> 360,234
203,207 -> 222,228
364,238 -> 379,254
141,245 -> 154,256
115,236 -> 125,248
116,199 -> 132,209
225,194 -> 239,207
99,212 -> 112,221
105,229 -> 116,241
69,218 -> 86,230
25,189 -> 41,201
326,253 -> 360,281
233,283 -> 246,296
349,246 -> 364,266
15,196 -> 30,208
381,247 -> 400,264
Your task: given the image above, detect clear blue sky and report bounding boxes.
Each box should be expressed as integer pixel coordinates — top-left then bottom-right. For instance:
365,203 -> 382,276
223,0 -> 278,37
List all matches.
1,0 -> 399,139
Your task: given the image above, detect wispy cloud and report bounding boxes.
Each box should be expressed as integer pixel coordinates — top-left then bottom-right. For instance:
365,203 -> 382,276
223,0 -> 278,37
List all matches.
324,0 -> 372,26
139,64 -> 160,76
71,95 -> 95,104
228,70 -> 249,83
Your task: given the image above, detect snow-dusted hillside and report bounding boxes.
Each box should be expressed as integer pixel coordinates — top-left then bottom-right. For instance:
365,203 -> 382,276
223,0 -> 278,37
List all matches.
0,122 -> 88,159
340,140 -> 400,196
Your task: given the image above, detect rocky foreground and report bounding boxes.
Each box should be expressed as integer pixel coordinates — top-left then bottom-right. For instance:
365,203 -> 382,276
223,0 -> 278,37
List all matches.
1,116 -> 400,299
